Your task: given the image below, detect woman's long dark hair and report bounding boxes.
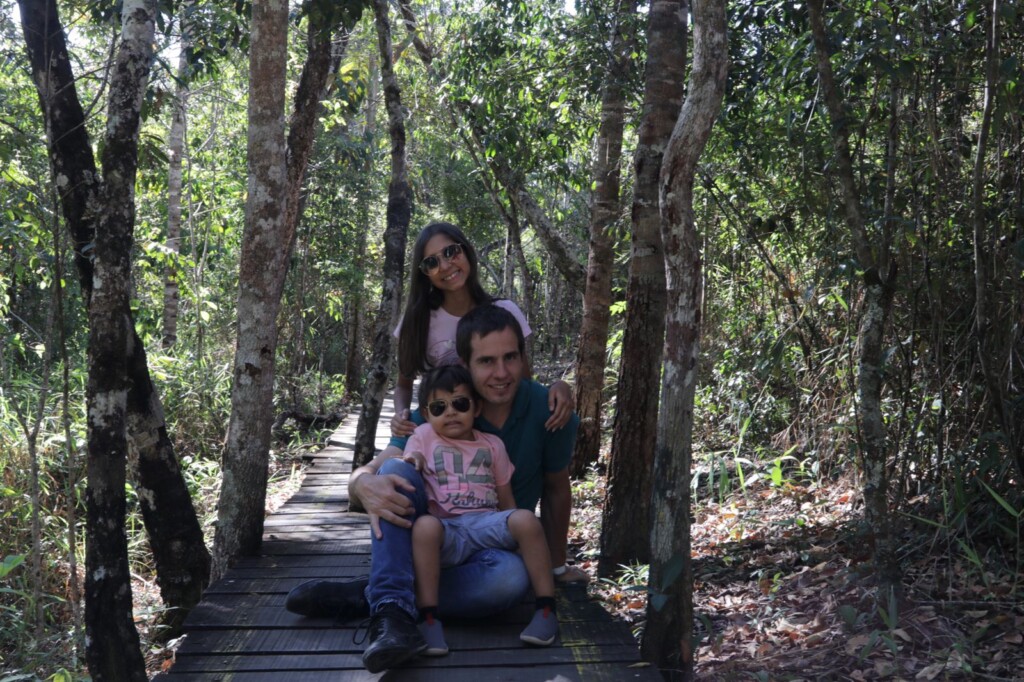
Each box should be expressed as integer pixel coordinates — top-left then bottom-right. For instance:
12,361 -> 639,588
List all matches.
397,222 -> 492,378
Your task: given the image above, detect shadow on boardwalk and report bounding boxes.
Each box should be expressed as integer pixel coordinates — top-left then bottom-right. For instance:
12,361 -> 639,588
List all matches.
159,396 -> 660,681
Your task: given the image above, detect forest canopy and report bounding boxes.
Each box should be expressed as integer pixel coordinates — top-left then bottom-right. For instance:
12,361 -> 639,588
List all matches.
1,0 -> 1022,679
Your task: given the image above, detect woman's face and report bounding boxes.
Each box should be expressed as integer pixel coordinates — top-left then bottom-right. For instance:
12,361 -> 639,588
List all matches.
421,233 -> 469,293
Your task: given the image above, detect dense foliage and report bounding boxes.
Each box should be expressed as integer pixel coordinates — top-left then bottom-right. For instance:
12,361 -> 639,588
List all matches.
1,0 -> 1021,678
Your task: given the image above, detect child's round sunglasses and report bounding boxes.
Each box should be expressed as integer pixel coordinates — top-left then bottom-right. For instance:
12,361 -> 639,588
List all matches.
425,396 -> 473,417
419,243 -> 464,274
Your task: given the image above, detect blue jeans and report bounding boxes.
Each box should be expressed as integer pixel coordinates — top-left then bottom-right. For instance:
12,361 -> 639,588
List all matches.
366,459 -> 530,619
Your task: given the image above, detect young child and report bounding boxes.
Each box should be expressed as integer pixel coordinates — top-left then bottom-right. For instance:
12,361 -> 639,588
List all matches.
401,365 -> 559,654
391,221 -> 573,438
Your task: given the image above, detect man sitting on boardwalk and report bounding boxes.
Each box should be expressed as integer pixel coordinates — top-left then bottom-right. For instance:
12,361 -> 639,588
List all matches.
285,304 -> 586,672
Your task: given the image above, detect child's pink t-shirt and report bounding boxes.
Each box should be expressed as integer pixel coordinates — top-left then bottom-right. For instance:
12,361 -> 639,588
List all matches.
405,423 -> 515,519
393,299 -> 532,370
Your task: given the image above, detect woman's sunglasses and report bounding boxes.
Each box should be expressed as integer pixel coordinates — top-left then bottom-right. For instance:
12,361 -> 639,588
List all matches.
419,243 -> 464,274
425,395 -> 473,417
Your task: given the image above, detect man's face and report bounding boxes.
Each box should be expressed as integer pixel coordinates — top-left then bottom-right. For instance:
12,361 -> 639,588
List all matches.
467,328 -> 524,407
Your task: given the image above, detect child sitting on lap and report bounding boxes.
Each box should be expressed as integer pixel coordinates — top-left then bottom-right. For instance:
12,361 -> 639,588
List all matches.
401,365 -> 559,654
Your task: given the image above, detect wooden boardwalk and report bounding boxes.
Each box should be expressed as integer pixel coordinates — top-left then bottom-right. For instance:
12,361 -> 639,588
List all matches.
160,397 -> 660,681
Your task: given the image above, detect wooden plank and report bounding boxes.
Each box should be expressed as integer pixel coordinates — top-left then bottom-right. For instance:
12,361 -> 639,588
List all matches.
155,662 -> 659,682
185,591 -> 602,628
262,515 -> 365,527
173,620 -> 636,655
167,645 -> 646,673
259,540 -> 372,555
233,555 -> 372,569
203,574 -> 369,594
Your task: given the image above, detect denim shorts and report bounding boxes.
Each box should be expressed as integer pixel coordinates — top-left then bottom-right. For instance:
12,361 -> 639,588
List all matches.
440,510 -> 517,567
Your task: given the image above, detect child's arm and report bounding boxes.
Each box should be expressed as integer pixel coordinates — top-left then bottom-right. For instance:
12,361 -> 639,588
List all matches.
496,482 -> 517,511
401,449 -> 427,472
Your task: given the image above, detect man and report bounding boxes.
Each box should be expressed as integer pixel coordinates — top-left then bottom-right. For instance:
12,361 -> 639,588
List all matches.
285,305 -> 586,672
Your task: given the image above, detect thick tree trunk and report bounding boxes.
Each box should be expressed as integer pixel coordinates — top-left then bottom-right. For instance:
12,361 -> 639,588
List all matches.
213,3 -> 360,578
85,0 -> 158,678
19,0 -> 210,636
213,0 -> 290,579
354,0 -> 412,466
600,0 -> 687,576
572,0 -> 638,476
641,1 -> 727,679
807,0 -> 901,590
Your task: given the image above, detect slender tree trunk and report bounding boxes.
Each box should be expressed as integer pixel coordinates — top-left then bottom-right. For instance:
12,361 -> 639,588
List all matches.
642,1 -> 727,678
162,2 -> 193,348
344,53 -> 378,399
971,0 -> 1022,480
600,0 -> 687,576
572,0 -> 638,476
807,0 -> 901,590
19,0 -> 210,639
354,0 -> 412,466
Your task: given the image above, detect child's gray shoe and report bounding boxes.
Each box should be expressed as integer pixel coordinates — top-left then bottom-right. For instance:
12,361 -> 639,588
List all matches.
519,606 -> 558,646
419,615 -> 449,656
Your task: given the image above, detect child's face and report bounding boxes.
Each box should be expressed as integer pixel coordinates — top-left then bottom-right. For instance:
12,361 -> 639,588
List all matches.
422,384 -> 479,440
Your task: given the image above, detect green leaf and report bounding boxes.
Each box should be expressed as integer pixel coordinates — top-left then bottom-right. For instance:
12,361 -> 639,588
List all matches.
0,555 -> 26,579
980,481 -> 1021,518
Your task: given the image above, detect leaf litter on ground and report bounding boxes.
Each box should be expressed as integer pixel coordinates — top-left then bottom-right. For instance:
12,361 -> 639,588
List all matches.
568,468 -> 1024,681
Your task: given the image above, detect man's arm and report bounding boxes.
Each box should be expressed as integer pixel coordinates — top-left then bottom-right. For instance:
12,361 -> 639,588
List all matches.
349,444 -> 416,536
539,468 -> 571,568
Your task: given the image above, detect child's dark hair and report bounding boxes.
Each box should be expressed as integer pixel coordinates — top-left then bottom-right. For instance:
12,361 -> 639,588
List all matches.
398,222 -> 492,378
417,364 -> 477,412
456,304 -> 526,364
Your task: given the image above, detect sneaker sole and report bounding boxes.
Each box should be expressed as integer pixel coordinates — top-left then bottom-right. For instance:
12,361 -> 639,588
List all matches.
423,646 -> 449,656
520,634 -> 556,646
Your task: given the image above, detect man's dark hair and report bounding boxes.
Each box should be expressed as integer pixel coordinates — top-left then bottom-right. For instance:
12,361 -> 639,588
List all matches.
456,304 -> 525,363
417,364 -> 476,412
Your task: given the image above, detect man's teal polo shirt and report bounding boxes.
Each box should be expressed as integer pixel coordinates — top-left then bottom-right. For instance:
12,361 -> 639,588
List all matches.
389,378 -> 579,511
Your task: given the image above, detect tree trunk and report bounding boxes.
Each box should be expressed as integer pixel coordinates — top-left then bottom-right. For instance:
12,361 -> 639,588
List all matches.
344,52 -> 378,399
213,3 -> 360,578
642,1 -> 727,678
86,0 -> 158,677
807,0 -> 901,590
971,0 -> 1023,480
162,2 -> 193,348
512,180 -> 587,294
354,0 -> 412,467
213,0 -> 290,579
572,0 -> 638,476
600,0 -> 687,577
19,0 -> 210,637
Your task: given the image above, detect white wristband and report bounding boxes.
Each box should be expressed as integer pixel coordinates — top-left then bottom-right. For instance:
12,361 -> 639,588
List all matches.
552,565 -> 567,576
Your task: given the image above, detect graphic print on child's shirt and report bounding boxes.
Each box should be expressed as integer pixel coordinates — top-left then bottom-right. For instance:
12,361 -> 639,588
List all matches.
431,444 -> 497,512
